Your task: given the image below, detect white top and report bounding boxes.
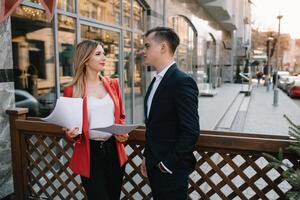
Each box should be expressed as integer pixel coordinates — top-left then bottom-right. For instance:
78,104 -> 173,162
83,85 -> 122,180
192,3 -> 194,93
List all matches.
87,95 -> 115,141
147,61 -> 175,117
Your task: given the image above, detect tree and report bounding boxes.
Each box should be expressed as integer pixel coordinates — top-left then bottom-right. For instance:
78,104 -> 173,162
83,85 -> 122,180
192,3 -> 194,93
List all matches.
264,115 -> 300,199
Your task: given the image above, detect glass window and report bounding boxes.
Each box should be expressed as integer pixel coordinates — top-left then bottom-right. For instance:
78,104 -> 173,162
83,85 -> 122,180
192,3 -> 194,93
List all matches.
170,16 -> 196,74
133,33 -> 145,123
124,31 -> 133,123
79,0 -> 121,25
11,6 -> 56,117
81,25 -> 120,78
57,0 -> 75,13
133,0 -> 144,30
58,15 -> 76,90
123,0 -> 132,28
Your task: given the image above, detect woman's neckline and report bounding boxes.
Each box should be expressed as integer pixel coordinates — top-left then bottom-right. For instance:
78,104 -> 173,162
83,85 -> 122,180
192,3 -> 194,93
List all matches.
87,94 -> 108,100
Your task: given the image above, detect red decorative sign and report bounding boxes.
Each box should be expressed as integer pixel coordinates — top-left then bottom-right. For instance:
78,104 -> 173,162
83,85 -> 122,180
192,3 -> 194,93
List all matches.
0,0 -> 56,22
0,0 -> 21,22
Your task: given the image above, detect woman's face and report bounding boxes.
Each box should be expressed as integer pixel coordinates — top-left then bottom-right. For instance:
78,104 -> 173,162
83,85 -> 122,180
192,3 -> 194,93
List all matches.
86,45 -> 106,73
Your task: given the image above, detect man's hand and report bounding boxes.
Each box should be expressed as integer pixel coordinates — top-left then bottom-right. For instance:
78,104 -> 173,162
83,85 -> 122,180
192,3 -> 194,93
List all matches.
140,157 -> 148,178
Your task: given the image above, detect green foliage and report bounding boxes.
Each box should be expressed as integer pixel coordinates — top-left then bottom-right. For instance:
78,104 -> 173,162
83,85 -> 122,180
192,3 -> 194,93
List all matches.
263,115 -> 300,200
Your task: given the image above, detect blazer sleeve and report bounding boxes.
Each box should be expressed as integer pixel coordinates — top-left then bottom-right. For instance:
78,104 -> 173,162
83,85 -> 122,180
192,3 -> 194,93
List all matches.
114,79 -> 126,125
63,86 -> 81,143
162,76 -> 200,171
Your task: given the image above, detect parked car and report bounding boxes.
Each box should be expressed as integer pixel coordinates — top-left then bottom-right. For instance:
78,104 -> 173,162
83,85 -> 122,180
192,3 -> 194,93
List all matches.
277,71 -> 290,89
281,76 -> 300,92
287,79 -> 300,98
15,89 -> 39,116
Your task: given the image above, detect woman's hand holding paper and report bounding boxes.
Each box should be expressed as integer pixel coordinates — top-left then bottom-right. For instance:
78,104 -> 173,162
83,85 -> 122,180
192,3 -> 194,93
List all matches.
62,127 -> 80,138
114,133 -> 129,143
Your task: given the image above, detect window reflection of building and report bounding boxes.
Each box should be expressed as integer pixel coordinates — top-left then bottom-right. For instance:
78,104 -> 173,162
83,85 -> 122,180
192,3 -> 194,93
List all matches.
170,16 -> 197,74
124,0 -> 131,28
11,6 -> 56,117
58,15 -> 76,89
133,0 -> 144,30
133,33 -> 144,122
11,0 -> 146,123
57,0 -> 75,13
79,0 -> 120,25
124,31 -> 133,123
81,25 -> 119,78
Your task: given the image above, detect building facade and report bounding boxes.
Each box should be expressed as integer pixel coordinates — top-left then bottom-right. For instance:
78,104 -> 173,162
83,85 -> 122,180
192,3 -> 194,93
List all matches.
0,0 -> 251,197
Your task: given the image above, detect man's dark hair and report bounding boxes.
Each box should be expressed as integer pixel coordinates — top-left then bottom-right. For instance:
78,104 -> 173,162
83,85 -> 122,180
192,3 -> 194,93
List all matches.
145,27 -> 180,54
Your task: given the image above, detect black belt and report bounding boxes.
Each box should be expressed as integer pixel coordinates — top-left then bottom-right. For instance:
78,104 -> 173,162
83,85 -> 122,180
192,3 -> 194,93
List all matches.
90,137 -> 114,149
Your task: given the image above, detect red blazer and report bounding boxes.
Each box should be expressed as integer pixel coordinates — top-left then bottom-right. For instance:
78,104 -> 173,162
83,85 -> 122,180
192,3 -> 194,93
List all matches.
63,77 -> 128,178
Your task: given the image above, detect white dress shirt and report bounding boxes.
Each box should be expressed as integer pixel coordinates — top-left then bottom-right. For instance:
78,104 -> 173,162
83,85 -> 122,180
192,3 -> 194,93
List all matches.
146,60 -> 175,174
147,61 -> 175,117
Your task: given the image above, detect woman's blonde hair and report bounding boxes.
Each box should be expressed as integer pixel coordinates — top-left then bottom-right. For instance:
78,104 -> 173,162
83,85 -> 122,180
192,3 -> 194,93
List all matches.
69,39 -> 103,97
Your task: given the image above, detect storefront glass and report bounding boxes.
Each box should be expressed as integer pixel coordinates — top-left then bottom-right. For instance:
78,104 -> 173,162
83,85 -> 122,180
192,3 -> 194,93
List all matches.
57,0 -> 75,13
124,31 -> 133,123
58,15 -> 76,89
123,0 -> 132,28
11,6 -> 56,117
133,0 -> 144,31
133,33 -> 144,123
79,0 -> 121,25
11,1 -> 146,123
170,16 -> 196,74
81,25 -> 120,78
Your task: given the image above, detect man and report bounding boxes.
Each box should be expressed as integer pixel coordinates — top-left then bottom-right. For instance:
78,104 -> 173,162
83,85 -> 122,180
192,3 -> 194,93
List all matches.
140,27 -> 200,200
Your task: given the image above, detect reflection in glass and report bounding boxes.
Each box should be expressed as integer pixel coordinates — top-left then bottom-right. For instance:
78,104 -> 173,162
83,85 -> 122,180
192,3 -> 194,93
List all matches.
81,25 -> 120,78
79,0 -> 121,25
123,0 -> 132,28
124,31 -> 133,123
133,33 -> 145,123
57,0 -> 75,13
170,16 -> 196,74
11,6 -> 56,117
133,0 -> 144,30
58,15 -> 76,90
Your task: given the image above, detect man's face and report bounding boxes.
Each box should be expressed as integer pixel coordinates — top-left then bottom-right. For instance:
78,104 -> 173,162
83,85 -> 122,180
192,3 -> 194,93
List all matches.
143,32 -> 162,67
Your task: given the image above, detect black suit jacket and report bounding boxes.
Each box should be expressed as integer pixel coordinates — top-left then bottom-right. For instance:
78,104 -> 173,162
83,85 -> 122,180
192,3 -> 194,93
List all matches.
144,63 -> 200,172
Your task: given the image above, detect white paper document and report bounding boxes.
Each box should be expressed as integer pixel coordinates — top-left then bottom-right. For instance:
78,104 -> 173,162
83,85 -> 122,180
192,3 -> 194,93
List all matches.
91,124 -> 139,135
42,97 -> 83,134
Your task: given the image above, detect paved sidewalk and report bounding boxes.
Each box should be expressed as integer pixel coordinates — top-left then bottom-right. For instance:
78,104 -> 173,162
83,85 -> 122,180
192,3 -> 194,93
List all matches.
243,84 -> 300,136
199,83 -> 300,136
199,84 -> 241,130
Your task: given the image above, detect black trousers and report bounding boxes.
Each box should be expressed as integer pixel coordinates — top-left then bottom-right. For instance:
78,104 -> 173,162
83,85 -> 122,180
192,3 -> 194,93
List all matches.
147,166 -> 190,200
81,138 -> 125,200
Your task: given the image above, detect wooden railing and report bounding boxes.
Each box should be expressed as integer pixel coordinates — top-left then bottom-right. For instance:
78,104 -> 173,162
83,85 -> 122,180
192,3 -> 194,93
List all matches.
6,108 -> 299,200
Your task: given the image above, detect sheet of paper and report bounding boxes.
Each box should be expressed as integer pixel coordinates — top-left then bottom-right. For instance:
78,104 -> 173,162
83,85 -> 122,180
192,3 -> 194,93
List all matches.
91,124 -> 139,135
42,97 -> 83,134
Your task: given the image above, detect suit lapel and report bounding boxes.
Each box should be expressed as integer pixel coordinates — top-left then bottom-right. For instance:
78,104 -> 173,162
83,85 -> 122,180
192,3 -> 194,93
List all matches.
144,77 -> 156,120
147,64 -> 177,120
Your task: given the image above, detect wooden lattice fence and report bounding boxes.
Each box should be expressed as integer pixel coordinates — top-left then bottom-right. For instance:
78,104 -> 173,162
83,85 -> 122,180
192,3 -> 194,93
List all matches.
7,108 -> 299,200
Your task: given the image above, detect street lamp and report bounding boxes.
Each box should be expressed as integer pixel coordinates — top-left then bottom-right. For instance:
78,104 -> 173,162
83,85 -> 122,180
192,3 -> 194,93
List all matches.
266,36 -> 274,92
273,15 -> 283,106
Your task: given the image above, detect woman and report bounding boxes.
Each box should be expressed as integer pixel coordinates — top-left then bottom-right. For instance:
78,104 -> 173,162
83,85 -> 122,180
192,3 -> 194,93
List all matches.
62,39 -> 128,200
